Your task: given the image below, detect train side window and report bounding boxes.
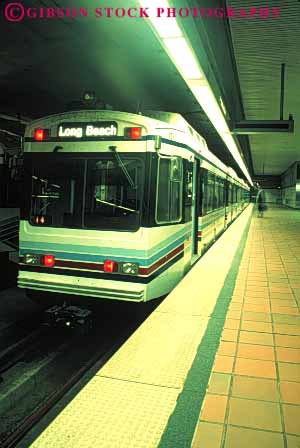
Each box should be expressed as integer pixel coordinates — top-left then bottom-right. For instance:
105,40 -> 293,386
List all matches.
215,176 -> 224,209
201,169 -> 208,215
218,178 -> 225,208
156,156 -> 182,224
202,169 -> 216,215
224,181 -> 228,206
228,183 -> 232,204
222,183 -> 224,206
207,172 -> 215,213
213,176 -> 219,209
202,171 -> 228,213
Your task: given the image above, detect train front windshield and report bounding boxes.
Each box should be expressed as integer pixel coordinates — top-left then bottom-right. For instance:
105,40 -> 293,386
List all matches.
27,155 -> 143,231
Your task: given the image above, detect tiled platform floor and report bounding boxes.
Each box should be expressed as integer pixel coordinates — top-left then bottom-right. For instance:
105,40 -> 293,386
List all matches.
192,206 -> 300,448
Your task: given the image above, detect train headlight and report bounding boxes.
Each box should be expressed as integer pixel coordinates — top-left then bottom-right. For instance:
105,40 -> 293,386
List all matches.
23,254 -> 41,265
120,262 -> 139,275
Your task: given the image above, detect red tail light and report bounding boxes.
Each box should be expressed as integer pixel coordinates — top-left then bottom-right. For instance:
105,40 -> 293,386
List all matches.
104,260 -> 118,273
34,129 -> 49,141
125,127 -> 142,139
43,255 -> 55,267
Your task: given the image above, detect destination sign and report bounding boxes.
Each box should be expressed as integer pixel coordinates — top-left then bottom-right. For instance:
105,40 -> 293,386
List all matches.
57,122 -> 118,138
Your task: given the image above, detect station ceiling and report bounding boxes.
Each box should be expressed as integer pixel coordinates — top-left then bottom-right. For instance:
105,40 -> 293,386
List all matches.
229,0 -> 300,176
0,0 -> 299,179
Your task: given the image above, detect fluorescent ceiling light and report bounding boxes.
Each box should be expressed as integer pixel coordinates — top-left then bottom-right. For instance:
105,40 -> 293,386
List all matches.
164,37 -> 203,79
139,0 -> 182,38
139,0 -> 253,185
150,17 -> 182,39
191,84 -> 228,134
222,133 -> 252,184
191,84 -> 252,184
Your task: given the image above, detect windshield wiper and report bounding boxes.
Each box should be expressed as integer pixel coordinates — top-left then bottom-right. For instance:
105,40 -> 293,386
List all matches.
109,146 -> 136,189
37,202 -> 50,214
95,198 -> 139,214
32,175 -> 61,190
32,193 -> 60,199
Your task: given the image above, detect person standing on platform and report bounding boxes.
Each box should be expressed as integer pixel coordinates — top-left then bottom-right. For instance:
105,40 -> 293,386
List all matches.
256,189 -> 266,218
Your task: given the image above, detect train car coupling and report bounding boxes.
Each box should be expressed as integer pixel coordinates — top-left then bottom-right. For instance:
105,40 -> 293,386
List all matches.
43,304 -> 93,333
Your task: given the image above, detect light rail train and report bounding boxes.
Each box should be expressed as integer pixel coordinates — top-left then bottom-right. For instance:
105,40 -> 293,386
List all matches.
18,110 -> 249,305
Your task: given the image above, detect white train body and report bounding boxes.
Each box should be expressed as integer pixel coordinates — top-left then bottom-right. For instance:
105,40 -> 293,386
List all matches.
18,110 -> 249,304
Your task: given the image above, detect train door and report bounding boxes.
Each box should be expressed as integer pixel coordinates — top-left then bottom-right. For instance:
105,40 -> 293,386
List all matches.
224,179 -> 229,226
191,159 -> 200,262
183,159 -> 195,272
232,184 -> 237,218
228,183 -> 233,222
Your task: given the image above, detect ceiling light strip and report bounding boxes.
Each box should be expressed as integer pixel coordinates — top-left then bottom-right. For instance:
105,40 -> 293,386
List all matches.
139,0 -> 253,185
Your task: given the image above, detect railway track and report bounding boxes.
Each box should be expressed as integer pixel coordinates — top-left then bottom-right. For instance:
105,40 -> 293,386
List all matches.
0,301 -> 153,448
0,311 -> 45,353
0,328 -> 46,380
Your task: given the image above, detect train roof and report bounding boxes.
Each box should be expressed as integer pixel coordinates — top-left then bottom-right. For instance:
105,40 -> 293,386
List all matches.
144,111 -> 247,186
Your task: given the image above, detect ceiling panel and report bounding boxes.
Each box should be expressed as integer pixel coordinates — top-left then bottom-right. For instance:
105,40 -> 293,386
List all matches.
229,0 -> 300,175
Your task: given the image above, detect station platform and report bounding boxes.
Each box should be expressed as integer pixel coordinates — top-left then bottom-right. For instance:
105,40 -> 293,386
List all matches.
21,204 -> 300,448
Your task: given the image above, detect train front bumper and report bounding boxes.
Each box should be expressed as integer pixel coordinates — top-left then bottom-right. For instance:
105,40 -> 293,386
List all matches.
18,270 -> 145,302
